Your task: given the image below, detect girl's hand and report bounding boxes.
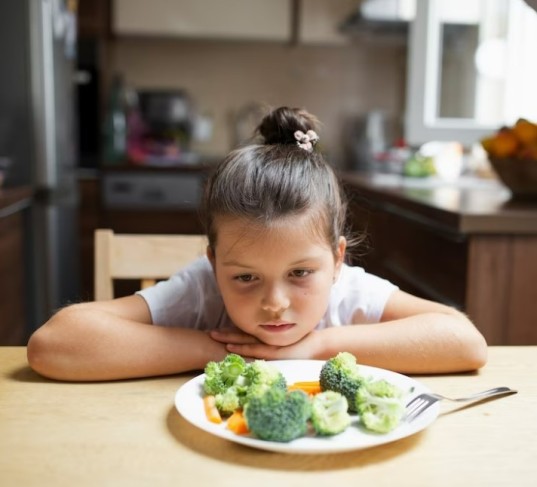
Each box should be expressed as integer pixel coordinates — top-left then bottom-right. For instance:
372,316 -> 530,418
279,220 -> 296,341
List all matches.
209,329 -> 322,361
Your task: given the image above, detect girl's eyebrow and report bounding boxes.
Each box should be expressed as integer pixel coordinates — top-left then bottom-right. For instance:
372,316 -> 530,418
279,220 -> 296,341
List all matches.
221,259 -> 254,268
222,253 -> 326,268
289,255 -> 325,266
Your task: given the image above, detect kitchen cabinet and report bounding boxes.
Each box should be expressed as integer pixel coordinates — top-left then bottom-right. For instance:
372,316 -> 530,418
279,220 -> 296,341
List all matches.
342,172 -> 537,345
0,188 -> 32,345
113,0 -> 291,41
78,0 -> 109,38
298,0 -> 355,45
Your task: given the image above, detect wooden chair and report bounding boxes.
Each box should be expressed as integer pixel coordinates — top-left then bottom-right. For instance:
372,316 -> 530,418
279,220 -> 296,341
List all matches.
94,229 -> 208,300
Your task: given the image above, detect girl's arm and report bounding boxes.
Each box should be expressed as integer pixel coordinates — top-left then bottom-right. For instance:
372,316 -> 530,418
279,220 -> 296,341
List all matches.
212,290 -> 488,373
27,295 -> 228,381
316,290 -> 487,373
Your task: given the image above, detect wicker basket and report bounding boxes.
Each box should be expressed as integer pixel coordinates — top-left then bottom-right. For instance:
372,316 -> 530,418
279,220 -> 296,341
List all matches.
489,157 -> 537,199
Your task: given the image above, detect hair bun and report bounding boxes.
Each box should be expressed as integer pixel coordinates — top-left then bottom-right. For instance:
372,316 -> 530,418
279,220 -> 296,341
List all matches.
257,106 -> 320,146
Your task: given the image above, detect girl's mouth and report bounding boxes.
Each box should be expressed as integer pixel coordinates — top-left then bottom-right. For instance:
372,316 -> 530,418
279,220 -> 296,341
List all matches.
259,322 -> 295,333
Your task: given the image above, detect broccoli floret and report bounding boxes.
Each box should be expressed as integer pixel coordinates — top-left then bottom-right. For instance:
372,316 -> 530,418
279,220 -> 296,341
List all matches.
214,386 -> 242,416
245,360 -> 287,389
244,388 -> 312,442
355,379 -> 405,433
241,360 -> 287,405
319,352 -> 364,412
203,353 -> 247,396
203,354 -> 288,416
310,391 -> 351,436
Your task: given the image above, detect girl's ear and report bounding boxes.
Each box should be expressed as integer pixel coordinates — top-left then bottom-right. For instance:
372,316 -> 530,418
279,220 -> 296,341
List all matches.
334,236 -> 347,280
206,246 -> 216,272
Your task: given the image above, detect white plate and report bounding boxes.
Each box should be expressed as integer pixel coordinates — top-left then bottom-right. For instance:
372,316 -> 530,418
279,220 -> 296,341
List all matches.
174,360 -> 439,454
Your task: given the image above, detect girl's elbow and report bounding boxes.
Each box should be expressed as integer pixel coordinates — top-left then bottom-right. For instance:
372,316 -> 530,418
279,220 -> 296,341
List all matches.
27,326 -> 56,379
26,307 -> 76,380
464,331 -> 488,371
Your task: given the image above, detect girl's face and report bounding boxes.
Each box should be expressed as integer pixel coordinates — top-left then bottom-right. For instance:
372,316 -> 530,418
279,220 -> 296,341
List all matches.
208,214 -> 346,347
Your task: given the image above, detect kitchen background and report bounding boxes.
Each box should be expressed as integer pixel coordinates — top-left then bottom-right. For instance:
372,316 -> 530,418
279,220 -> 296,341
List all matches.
1,0 -> 537,346
90,0 -> 409,168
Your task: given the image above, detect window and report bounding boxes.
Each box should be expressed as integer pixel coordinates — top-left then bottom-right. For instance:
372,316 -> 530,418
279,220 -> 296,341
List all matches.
405,0 -> 537,146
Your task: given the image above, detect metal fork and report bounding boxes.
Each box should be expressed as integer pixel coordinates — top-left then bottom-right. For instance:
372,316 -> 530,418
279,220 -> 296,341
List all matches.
405,386 -> 517,422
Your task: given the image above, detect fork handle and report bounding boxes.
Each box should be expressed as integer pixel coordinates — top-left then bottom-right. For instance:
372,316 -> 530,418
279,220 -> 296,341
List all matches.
445,386 -> 516,402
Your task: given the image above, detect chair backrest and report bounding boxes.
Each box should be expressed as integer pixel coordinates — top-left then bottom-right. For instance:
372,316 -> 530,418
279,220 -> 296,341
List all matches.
94,229 -> 208,300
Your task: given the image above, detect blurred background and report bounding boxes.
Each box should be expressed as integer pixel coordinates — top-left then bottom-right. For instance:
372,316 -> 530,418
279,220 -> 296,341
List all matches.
1,0 -> 536,346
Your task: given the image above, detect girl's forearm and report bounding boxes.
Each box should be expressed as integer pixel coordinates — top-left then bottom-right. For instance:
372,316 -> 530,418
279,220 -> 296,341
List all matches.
27,306 -> 227,381
315,313 -> 487,374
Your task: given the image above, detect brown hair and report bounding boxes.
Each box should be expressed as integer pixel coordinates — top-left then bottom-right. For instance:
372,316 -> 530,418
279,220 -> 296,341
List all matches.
201,106 -> 350,256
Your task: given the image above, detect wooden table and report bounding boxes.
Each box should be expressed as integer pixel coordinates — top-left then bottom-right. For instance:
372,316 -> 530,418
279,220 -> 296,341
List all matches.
1,347 -> 536,486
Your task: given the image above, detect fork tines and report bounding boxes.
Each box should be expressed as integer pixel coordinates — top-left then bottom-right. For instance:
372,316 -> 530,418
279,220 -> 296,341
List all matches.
405,394 -> 439,422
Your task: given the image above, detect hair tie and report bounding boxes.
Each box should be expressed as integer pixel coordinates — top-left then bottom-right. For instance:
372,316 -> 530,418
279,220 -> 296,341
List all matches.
294,130 -> 319,152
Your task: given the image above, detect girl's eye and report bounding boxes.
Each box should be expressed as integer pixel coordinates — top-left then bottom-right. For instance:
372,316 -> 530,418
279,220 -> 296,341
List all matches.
290,269 -> 312,278
234,274 -> 255,282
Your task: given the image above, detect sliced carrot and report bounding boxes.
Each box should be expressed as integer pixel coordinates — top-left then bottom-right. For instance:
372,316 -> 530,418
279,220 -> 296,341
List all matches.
291,381 -> 321,387
288,381 -> 322,395
226,410 -> 250,435
203,395 -> 222,424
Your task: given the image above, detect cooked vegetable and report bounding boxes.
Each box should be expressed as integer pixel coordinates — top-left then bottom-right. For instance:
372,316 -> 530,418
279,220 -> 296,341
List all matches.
355,379 -> 405,433
226,410 -> 249,435
203,353 -> 407,440
214,386 -> 242,416
203,354 -> 287,417
241,359 -> 287,405
244,388 -> 311,442
203,395 -> 222,424
288,381 -> 322,395
319,352 -> 364,412
203,353 -> 247,396
310,391 -> 351,436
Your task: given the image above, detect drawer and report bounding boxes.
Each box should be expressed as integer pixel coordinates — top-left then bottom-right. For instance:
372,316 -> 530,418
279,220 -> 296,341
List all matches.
349,201 -> 468,308
102,172 -> 204,210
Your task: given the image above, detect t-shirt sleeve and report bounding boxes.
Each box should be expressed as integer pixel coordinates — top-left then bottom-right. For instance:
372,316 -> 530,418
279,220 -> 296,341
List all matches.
135,257 -> 226,329
330,264 -> 398,325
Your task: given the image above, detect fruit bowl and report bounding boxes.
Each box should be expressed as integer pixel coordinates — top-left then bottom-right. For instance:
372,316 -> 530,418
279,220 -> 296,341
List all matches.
488,157 -> 537,200
481,118 -> 537,200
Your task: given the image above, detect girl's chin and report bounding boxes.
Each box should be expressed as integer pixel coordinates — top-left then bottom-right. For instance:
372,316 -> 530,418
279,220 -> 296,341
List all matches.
256,331 -> 304,348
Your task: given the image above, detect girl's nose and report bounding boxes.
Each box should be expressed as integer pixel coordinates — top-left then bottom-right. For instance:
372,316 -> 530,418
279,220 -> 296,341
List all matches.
261,285 -> 290,314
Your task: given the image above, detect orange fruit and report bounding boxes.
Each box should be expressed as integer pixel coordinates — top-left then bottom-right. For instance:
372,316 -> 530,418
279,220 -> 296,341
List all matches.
517,142 -> 537,160
512,118 -> 537,145
486,129 -> 519,158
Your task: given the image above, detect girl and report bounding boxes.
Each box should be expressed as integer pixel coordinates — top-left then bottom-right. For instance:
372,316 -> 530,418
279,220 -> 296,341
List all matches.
27,107 -> 487,381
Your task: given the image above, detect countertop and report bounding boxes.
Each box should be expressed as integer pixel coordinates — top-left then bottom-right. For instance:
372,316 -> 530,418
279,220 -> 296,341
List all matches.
341,172 -> 537,234
1,346 -> 535,486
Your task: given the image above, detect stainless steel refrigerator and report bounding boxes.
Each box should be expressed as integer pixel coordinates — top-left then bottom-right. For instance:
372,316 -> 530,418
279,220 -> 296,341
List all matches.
0,0 -> 80,335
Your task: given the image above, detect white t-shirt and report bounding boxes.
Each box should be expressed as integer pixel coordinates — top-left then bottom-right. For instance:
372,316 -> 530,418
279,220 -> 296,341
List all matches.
137,257 -> 397,331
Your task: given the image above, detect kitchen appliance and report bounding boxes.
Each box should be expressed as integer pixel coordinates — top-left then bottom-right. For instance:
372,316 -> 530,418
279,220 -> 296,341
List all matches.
340,0 -> 415,36
129,89 -> 197,166
0,0 -> 80,333
344,110 -> 398,172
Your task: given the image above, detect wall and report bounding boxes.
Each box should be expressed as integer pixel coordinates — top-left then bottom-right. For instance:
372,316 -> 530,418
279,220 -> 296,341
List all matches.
109,37 -> 407,167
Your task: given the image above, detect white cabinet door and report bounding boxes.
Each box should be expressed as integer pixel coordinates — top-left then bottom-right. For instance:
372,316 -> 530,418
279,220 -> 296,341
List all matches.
113,0 -> 291,41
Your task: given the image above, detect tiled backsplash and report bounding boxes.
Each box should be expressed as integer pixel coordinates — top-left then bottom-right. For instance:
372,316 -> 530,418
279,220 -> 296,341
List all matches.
110,37 -> 406,167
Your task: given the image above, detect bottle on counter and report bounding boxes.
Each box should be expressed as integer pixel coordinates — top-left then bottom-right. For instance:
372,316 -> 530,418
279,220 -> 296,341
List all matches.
103,74 -> 127,165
